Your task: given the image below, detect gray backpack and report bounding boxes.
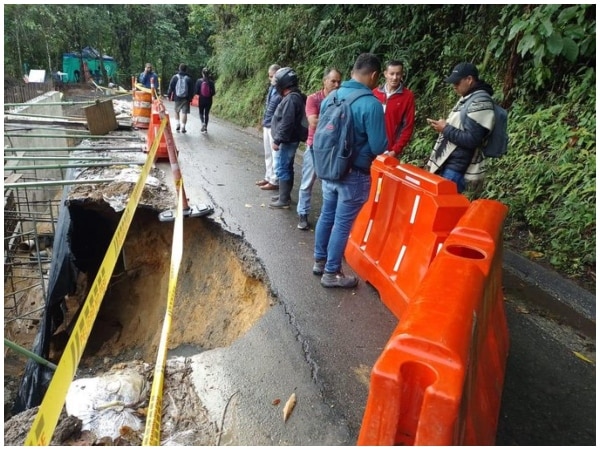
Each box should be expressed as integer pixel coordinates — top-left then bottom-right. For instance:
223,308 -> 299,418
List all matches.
175,74 -> 189,98
461,92 -> 508,158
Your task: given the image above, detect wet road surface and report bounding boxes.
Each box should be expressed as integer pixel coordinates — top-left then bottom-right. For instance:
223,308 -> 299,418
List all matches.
159,106 -> 595,445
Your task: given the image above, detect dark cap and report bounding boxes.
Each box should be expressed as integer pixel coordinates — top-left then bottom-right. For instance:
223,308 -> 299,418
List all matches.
444,62 -> 479,84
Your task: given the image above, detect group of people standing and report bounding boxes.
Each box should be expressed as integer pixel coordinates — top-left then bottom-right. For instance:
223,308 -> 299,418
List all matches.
257,54 -> 495,289
256,54 -> 417,288
138,63 -> 216,134
141,55 -> 495,291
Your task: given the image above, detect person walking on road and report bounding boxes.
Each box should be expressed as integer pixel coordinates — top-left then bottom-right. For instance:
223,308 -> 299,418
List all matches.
195,67 -> 216,133
167,63 -> 194,133
296,67 -> 342,231
269,67 -> 307,209
426,62 -> 493,193
373,60 -> 415,158
256,64 -> 282,191
313,53 -> 387,288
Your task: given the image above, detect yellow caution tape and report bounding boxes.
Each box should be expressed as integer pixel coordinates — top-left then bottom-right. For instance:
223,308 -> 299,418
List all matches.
24,118 -> 168,446
142,184 -> 185,446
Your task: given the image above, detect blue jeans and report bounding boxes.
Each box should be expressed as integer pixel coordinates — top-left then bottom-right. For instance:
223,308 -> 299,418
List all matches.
274,141 -> 299,182
440,167 -> 466,193
297,146 -> 317,216
314,170 -> 371,273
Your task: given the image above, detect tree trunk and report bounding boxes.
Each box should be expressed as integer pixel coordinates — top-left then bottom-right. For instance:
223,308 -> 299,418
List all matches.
15,18 -> 23,78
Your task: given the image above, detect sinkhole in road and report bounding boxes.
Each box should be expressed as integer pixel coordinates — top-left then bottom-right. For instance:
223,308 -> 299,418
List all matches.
58,203 -> 273,367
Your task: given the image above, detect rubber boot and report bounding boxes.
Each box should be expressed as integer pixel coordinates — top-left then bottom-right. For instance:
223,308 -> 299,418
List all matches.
269,179 -> 292,209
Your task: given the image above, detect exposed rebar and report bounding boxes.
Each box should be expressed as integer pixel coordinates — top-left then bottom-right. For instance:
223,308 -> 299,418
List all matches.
5,162 -> 144,171
4,146 -> 144,152
5,178 -> 116,189
4,339 -> 57,371
4,133 -> 142,139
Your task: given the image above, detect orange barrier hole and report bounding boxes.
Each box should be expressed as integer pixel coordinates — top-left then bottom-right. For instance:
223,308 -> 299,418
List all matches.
445,244 -> 485,260
395,361 -> 437,446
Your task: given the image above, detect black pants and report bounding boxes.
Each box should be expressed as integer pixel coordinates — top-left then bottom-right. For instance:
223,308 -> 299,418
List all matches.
199,99 -> 213,125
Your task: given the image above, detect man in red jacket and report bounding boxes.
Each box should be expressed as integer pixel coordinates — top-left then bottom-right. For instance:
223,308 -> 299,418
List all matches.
372,60 -> 415,158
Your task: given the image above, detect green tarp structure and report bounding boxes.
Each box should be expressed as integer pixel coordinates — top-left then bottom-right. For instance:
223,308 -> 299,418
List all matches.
62,46 -> 117,84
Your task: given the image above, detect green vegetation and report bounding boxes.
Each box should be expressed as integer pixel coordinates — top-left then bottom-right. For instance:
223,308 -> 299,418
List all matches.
3,5 -> 595,286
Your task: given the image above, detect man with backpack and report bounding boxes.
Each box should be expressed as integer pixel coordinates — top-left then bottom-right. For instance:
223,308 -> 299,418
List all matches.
426,62 -> 496,193
195,67 -> 216,133
167,63 -> 194,133
312,53 -> 387,289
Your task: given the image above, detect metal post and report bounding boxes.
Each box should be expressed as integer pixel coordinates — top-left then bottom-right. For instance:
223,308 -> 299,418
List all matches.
4,146 -> 144,152
154,99 -> 213,221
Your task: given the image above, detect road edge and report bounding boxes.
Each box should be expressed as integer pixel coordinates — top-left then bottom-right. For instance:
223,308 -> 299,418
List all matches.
503,247 -> 596,339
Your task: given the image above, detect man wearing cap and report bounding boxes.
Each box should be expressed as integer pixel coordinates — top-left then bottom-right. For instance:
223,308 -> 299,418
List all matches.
426,62 -> 495,193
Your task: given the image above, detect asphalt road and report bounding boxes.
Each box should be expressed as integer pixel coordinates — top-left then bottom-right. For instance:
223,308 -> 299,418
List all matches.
158,104 -> 596,446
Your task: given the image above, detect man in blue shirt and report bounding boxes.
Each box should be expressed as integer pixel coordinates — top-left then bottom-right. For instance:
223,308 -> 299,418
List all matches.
138,63 -> 159,90
313,53 -> 388,288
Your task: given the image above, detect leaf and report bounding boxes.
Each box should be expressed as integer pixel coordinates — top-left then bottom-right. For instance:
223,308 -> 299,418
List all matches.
573,351 -> 595,364
282,392 -> 296,422
523,250 -> 544,259
546,32 -> 563,56
561,37 -> 579,62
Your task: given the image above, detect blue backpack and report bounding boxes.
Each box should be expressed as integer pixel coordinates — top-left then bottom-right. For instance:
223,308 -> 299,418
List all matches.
461,92 -> 508,158
312,90 -> 371,181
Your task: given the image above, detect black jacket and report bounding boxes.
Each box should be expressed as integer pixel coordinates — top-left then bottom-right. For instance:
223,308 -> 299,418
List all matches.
270,88 -> 306,145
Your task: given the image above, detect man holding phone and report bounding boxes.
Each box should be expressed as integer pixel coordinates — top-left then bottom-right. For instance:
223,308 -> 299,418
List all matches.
426,62 -> 494,193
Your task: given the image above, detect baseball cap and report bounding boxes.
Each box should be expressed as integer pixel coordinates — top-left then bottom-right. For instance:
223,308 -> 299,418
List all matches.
444,62 -> 479,84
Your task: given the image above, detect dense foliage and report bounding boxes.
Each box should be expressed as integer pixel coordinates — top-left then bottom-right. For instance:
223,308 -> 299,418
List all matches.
3,5 -> 595,285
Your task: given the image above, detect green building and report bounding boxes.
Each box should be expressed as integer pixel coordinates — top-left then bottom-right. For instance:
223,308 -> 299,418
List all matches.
62,46 -> 117,84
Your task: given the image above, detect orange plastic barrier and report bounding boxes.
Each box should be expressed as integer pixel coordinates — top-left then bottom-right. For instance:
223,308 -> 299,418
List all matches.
357,199 -> 509,446
146,100 -> 173,160
345,157 -> 470,319
133,90 -> 152,129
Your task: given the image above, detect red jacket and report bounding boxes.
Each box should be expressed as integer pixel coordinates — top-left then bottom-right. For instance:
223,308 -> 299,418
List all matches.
373,85 -> 415,155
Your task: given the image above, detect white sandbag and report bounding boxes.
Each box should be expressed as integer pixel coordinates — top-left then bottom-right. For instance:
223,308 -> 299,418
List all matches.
65,368 -> 147,440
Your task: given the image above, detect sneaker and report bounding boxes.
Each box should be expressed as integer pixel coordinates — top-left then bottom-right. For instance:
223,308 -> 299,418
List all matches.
297,214 -> 309,230
312,260 -> 325,276
181,128 -> 187,133
321,271 -> 358,289
176,125 -> 180,132
201,125 -> 207,132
